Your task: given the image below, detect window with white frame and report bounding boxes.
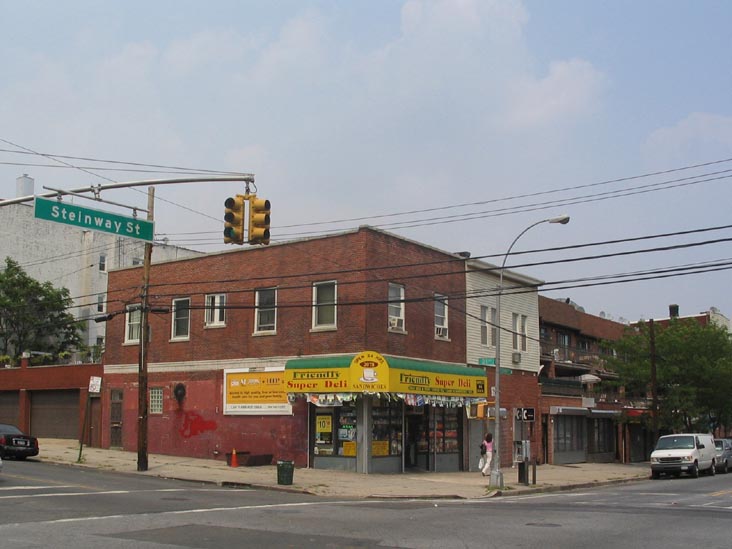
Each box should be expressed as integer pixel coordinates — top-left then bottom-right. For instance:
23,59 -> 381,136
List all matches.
512,313 -> 527,351
256,288 -> 277,332
99,254 -> 107,272
434,294 -> 448,339
171,298 -> 191,340
204,293 -> 226,327
313,281 -> 337,328
388,283 -> 405,331
480,306 -> 489,345
125,305 -> 141,343
149,387 -> 164,414
97,294 -> 105,313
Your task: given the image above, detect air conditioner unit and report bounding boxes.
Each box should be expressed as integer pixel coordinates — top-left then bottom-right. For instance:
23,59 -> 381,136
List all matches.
388,317 -> 404,330
435,326 -> 449,338
511,352 -> 522,364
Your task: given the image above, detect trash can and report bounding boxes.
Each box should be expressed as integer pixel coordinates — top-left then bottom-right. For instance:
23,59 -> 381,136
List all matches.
277,460 -> 294,485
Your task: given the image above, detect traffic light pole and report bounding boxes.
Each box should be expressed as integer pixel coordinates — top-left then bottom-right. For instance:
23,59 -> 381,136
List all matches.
137,187 -> 154,472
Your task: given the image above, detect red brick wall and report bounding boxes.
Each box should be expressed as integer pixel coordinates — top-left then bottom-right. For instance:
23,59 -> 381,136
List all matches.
102,228 -> 468,462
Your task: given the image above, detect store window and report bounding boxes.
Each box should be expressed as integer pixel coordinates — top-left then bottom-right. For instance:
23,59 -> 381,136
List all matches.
314,402 -> 357,457
372,399 -> 403,456
426,407 -> 460,454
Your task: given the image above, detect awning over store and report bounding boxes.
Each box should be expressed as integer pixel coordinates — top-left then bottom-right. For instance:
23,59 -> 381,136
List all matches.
284,351 -> 487,398
550,406 -> 590,416
589,409 -> 621,417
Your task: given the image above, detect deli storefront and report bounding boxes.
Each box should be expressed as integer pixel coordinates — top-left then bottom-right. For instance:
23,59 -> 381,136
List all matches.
285,351 -> 488,474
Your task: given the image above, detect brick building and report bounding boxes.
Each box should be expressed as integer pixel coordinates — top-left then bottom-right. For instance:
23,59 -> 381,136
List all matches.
101,227 -> 491,473
537,296 -> 628,464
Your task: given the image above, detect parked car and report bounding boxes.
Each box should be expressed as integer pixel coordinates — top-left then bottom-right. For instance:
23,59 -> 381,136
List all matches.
0,424 -> 39,460
714,438 -> 732,473
0,455 -> 3,472
650,433 -> 716,479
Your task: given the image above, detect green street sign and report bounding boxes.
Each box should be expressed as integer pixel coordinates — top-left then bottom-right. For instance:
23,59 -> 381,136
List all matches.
478,357 -> 496,366
34,197 -> 154,242
499,367 -> 513,375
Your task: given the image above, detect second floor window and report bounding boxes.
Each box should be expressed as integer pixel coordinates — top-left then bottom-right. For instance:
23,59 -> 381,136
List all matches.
557,332 -> 570,348
434,294 -> 448,339
256,288 -> 277,332
512,313 -> 527,351
99,254 -> 107,272
480,306 -> 489,345
205,294 -> 226,327
125,305 -> 141,343
171,298 -> 191,340
313,281 -> 336,328
388,283 -> 405,330
97,294 -> 105,313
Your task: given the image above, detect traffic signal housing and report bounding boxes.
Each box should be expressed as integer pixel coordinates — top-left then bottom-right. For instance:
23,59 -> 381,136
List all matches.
247,194 -> 271,245
223,195 -> 246,245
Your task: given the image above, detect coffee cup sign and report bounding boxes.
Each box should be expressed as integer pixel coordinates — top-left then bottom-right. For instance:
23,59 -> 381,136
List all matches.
360,360 -> 379,383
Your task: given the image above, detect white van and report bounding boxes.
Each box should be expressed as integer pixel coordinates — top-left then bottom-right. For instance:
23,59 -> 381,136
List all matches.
650,433 -> 716,479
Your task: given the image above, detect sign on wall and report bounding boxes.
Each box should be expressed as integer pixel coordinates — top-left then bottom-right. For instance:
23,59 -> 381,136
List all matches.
223,368 -> 291,415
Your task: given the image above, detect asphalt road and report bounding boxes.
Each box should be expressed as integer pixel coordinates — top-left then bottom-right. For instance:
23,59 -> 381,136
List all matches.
2,459 -> 732,548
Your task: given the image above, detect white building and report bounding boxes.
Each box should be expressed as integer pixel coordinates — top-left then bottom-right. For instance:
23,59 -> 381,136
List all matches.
0,175 -> 203,360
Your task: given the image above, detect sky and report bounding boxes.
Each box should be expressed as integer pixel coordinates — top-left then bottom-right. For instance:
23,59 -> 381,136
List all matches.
1,0 -> 731,324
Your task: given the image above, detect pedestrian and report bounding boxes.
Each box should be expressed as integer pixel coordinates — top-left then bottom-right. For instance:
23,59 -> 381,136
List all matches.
479,433 -> 493,476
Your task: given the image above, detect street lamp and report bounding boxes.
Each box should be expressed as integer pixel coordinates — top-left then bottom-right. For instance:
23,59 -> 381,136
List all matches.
490,214 -> 570,488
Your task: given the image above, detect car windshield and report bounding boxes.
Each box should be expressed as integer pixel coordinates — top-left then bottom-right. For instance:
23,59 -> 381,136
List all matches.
0,424 -> 23,435
716,441 -> 723,450
656,436 -> 695,450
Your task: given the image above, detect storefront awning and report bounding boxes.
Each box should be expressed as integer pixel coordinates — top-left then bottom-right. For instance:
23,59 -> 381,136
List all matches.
589,409 -> 621,417
550,406 -> 590,416
284,351 -> 487,398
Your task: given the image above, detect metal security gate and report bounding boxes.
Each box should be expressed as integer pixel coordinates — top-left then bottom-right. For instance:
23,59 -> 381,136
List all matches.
0,392 -> 19,425
30,390 -> 79,438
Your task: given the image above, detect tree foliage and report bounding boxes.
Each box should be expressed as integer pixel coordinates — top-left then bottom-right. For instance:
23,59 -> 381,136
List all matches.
610,318 -> 732,434
0,257 -> 83,362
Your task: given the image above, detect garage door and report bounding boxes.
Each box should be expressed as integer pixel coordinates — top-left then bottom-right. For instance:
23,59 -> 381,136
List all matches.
0,392 -> 19,425
30,390 -> 79,439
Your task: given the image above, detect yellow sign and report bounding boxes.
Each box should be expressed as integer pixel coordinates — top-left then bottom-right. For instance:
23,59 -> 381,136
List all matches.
316,415 -> 332,433
284,351 -> 487,398
224,369 -> 292,415
342,441 -> 357,456
372,440 -> 390,456
390,368 -> 487,397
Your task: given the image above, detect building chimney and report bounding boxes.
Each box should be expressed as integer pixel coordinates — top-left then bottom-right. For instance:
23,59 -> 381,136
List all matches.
669,304 -> 679,318
16,174 -> 34,197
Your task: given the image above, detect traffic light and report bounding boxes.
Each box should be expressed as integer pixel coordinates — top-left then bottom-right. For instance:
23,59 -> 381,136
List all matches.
223,195 -> 246,245
247,194 -> 271,245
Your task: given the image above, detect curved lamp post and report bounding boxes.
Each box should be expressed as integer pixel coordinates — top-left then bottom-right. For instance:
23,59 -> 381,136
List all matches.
490,214 -> 570,488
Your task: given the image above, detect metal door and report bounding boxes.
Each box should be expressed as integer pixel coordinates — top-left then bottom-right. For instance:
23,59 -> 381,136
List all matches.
110,389 -> 123,448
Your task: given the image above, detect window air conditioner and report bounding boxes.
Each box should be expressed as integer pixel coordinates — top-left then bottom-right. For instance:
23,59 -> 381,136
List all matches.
389,317 -> 404,330
512,352 -> 522,364
435,326 -> 449,338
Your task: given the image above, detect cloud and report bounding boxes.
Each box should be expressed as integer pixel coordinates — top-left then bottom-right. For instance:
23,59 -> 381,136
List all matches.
502,59 -> 607,131
642,112 -> 732,166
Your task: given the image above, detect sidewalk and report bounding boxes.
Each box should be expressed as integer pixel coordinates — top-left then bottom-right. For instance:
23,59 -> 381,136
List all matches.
36,439 -> 650,499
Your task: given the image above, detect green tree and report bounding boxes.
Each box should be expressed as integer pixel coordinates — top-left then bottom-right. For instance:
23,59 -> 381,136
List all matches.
0,257 -> 83,362
610,318 -> 732,434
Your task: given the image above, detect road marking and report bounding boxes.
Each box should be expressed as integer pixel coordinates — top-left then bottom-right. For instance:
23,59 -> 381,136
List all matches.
0,488 -> 246,500
0,486 -> 75,491
709,489 -> 732,497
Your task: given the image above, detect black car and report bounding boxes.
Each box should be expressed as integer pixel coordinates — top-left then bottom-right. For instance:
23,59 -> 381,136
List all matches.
0,424 -> 39,460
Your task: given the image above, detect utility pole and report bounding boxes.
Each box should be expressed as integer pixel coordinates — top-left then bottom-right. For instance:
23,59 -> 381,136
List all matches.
137,187 -> 154,472
649,318 -> 658,443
